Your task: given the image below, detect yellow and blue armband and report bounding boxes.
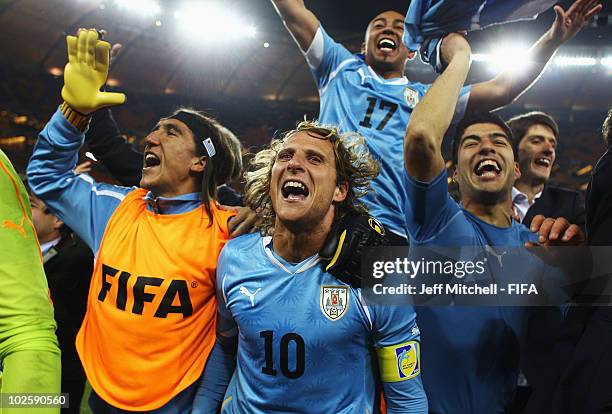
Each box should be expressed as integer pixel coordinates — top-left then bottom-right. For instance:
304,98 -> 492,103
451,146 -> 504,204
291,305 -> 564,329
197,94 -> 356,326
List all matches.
376,340 -> 421,382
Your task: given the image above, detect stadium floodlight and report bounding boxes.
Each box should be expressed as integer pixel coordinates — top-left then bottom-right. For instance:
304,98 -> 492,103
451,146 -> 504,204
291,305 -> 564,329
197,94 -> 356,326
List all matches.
554,56 -> 597,67
113,0 -> 161,17
48,67 -> 63,77
601,57 -> 612,68
471,53 -> 489,63
470,44 -> 531,73
175,2 -> 258,42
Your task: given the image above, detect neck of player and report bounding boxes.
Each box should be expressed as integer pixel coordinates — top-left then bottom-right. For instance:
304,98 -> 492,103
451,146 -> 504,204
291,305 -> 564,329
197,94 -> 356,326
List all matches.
378,67 -> 404,80
272,217 -> 334,263
461,195 -> 514,228
514,177 -> 545,204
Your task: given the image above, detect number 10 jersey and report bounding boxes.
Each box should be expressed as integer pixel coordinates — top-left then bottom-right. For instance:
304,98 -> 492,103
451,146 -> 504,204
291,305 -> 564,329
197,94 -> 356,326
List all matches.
216,233 -> 425,413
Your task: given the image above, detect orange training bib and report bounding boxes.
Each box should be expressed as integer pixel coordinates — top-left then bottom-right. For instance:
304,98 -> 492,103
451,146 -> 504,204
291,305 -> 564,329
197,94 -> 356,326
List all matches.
76,189 -> 234,410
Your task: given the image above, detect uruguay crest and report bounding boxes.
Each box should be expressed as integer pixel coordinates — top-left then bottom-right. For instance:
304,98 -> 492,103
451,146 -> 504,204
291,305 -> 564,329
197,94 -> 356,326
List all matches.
404,87 -> 419,109
320,286 -> 349,321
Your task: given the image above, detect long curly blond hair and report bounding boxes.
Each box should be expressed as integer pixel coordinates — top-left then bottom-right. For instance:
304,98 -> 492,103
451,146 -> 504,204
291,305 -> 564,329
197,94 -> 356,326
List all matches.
245,120 -> 379,235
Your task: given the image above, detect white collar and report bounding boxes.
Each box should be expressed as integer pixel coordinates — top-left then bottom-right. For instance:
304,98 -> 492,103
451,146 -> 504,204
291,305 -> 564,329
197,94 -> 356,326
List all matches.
512,186 -> 543,203
40,237 -> 62,256
365,65 -> 409,85
261,236 -> 320,275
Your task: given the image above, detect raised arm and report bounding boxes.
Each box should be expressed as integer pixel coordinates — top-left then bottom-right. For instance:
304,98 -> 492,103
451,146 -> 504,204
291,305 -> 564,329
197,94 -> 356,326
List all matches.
270,0 -> 319,51
85,108 -> 143,187
467,0 -> 602,111
27,29 -> 128,252
404,34 -> 471,182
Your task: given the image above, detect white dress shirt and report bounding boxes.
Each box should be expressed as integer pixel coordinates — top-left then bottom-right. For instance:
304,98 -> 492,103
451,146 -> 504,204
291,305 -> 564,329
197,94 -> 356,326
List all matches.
512,187 -> 543,222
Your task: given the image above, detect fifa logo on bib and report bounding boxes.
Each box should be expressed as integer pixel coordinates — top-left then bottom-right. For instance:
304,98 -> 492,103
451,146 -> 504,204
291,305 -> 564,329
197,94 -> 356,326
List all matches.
98,263 -> 193,318
320,286 -> 349,321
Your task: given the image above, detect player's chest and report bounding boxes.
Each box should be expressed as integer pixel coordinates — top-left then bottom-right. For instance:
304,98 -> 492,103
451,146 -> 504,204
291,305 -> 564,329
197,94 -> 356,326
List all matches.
225,271 -> 368,345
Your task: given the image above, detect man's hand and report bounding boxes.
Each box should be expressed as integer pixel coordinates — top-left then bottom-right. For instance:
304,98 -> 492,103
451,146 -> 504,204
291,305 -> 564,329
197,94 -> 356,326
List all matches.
547,0 -> 602,46
439,32 -> 470,70
527,215 -> 591,298
527,215 -> 585,247
526,215 -> 585,266
73,160 -> 93,175
224,206 -> 259,238
62,29 -> 126,115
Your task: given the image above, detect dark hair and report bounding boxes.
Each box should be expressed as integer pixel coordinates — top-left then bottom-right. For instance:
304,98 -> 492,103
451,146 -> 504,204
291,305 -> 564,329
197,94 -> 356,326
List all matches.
604,108 -> 612,148
452,112 -> 515,165
506,111 -> 559,147
166,108 -> 239,224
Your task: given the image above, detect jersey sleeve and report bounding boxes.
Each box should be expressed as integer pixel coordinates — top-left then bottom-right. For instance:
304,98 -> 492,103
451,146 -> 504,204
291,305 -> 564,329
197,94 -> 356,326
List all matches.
191,245 -> 239,413
26,108 -> 133,253
369,303 -> 428,413
403,168 -> 462,243
454,84 -> 472,123
216,245 -> 238,339
303,25 -> 355,93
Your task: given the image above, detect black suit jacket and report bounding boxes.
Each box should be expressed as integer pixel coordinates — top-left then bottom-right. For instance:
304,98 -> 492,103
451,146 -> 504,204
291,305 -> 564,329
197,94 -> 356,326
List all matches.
518,185 -> 586,414
522,184 -> 586,230
551,148 -> 612,414
43,234 -> 93,380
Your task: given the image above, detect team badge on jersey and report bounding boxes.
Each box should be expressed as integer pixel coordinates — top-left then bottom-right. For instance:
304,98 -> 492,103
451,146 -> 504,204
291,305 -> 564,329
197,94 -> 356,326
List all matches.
320,286 -> 349,321
404,87 -> 420,109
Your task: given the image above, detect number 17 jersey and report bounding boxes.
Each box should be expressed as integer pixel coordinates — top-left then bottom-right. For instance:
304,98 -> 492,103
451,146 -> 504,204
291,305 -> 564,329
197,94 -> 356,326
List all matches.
217,233 -> 424,413
306,26 -> 471,238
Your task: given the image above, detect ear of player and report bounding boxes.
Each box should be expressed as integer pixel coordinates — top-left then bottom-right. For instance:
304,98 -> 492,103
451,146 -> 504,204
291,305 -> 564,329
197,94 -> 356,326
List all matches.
320,213 -> 389,287
61,29 -> 126,115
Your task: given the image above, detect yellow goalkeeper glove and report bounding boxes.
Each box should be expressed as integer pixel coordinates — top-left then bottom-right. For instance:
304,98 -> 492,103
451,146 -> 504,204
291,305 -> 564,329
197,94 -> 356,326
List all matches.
61,29 -> 125,115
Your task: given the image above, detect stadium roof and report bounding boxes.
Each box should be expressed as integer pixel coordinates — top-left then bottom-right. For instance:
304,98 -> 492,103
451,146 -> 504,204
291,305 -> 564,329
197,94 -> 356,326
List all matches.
0,0 -> 609,110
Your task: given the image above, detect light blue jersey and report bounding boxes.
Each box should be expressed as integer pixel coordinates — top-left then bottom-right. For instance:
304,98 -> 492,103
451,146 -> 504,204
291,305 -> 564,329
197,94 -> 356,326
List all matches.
404,169 -> 543,414
305,26 -> 471,238
217,233 -> 427,414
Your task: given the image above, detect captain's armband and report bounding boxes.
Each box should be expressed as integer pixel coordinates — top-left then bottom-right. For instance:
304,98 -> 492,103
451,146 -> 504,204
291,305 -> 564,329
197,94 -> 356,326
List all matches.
376,340 -> 421,382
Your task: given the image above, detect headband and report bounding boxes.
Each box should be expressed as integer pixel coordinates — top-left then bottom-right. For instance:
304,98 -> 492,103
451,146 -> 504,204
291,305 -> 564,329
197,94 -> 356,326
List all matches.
169,111 -> 217,158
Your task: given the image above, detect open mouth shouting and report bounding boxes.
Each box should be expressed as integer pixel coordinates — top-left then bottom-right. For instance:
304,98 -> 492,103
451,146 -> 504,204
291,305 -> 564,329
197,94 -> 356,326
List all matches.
143,151 -> 161,170
281,180 -> 310,202
377,37 -> 397,54
474,159 -> 501,179
533,157 -> 551,168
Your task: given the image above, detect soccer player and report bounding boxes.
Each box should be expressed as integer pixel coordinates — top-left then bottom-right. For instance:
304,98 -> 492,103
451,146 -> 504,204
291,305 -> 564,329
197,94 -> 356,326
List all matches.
402,33 -> 584,413
211,122 -> 427,413
0,149 -> 61,414
27,29 -> 237,413
271,0 -> 599,242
